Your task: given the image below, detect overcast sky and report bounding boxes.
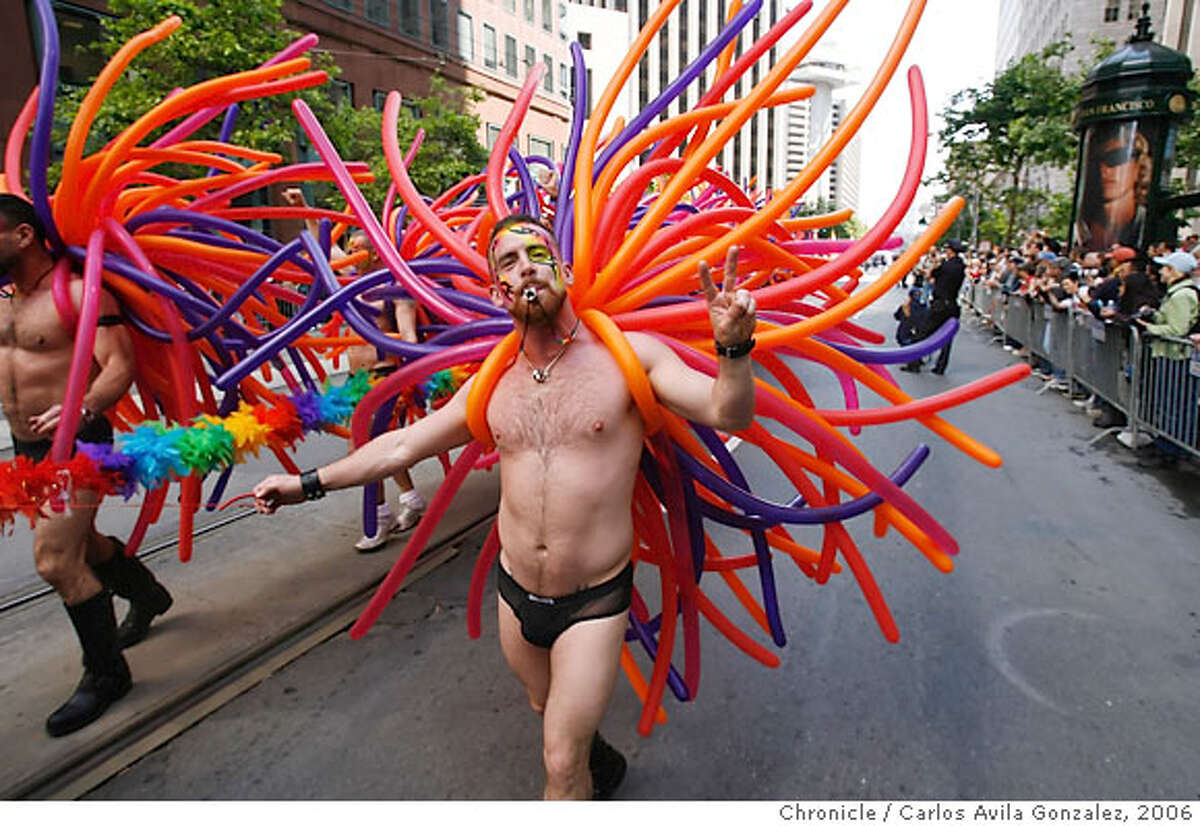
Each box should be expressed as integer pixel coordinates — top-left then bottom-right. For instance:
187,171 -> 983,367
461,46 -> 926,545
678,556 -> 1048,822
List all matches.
811,0 -> 1001,227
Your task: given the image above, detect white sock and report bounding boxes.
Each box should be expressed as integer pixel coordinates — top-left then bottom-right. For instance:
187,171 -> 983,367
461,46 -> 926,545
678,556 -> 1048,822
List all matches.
399,490 -> 426,511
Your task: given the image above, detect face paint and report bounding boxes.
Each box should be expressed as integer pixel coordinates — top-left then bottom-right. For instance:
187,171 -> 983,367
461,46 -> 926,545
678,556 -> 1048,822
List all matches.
489,223 -> 564,302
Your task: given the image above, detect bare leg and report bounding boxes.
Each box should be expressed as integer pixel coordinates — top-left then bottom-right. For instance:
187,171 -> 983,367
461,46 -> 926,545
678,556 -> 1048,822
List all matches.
34,489 -> 105,605
392,301 -> 420,500
541,613 -> 627,799
394,468 -> 414,494
497,596 -> 550,712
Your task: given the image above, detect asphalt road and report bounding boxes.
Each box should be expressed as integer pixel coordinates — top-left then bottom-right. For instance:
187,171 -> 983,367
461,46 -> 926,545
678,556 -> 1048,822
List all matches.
85,288 -> 1200,800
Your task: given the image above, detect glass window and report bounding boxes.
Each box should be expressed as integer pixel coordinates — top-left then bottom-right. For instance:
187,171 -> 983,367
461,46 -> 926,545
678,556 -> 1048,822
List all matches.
484,24 -> 498,69
325,0 -> 352,9
372,89 -> 388,111
560,63 -> 571,99
486,123 -> 503,149
505,35 -> 518,77
400,0 -> 421,37
331,79 -> 354,107
578,31 -> 592,49
525,0 -> 535,23
55,5 -> 107,86
525,45 -> 536,72
365,0 -> 389,25
529,136 -> 554,159
505,0 -> 516,13
543,55 -> 554,92
542,0 -> 553,32
457,12 -> 474,61
1104,0 -> 1120,22
431,0 -> 449,47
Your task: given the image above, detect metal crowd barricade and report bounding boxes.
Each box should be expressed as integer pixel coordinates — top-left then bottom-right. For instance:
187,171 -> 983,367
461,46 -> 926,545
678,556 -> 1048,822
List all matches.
1131,331 -> 1200,461
1005,294 -> 1032,354
977,284 -> 1005,342
1068,309 -> 1132,413
941,281 -> 1200,463
964,280 -> 984,319
1047,308 -> 1073,376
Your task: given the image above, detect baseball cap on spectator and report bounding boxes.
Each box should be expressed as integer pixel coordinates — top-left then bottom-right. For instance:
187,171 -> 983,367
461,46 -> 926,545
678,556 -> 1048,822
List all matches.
1037,250 -> 1056,260
1151,250 -> 1196,273
1052,256 -> 1072,270
908,287 -> 923,299
1108,246 -> 1137,264
945,239 -> 967,253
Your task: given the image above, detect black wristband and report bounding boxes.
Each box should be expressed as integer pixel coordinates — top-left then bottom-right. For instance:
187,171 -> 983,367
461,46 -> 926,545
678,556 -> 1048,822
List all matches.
299,468 -> 326,500
714,337 -> 756,359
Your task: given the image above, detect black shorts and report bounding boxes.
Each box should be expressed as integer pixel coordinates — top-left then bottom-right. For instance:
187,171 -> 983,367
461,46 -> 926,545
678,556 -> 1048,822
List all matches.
497,559 -> 634,649
12,415 -> 113,463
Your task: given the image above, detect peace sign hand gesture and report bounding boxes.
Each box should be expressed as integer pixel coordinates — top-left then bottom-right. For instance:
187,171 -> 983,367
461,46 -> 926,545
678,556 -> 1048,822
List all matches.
698,246 -> 756,350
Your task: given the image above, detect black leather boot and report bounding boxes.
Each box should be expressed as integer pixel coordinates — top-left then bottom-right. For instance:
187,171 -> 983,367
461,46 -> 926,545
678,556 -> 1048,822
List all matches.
589,732 -> 627,800
46,591 -> 132,738
92,538 -> 173,649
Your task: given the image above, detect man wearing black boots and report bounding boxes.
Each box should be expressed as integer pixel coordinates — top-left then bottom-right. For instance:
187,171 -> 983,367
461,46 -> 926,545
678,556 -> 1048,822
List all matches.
1,194 -> 173,737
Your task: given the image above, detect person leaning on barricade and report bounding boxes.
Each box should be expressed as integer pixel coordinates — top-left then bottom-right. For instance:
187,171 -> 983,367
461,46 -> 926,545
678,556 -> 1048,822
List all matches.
1025,257 -> 1071,387
1132,251 -> 1200,467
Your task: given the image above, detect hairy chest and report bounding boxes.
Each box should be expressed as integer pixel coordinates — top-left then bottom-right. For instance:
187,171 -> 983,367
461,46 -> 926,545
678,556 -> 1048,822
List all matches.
487,349 -> 635,452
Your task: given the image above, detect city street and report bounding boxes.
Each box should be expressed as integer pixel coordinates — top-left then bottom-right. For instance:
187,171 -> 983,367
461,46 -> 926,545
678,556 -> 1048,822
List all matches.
76,287 -> 1200,800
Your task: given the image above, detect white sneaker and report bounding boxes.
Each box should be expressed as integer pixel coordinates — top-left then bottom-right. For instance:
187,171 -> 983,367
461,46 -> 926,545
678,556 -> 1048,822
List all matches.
355,508 -> 398,552
391,505 -> 423,534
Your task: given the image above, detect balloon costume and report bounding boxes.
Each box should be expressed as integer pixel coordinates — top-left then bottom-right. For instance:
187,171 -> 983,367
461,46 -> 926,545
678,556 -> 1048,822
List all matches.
1,0 -> 1029,734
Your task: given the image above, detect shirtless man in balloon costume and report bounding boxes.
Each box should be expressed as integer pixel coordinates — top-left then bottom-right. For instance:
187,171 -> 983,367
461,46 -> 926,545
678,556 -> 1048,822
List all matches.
253,215 -> 757,799
0,194 -> 172,737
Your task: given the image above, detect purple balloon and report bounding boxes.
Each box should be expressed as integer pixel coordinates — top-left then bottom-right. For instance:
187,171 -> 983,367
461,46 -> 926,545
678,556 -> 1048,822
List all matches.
818,319 -> 959,364
625,608 -> 691,702
555,42 -> 589,258
593,0 -> 762,179
206,103 -> 240,177
28,0 -> 65,251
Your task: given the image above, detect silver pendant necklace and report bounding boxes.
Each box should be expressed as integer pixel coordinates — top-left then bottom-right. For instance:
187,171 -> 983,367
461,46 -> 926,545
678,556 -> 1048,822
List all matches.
520,317 -> 581,383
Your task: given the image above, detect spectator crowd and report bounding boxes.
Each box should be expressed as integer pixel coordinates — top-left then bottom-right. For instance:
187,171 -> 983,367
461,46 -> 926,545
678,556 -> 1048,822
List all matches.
898,230 -> 1200,468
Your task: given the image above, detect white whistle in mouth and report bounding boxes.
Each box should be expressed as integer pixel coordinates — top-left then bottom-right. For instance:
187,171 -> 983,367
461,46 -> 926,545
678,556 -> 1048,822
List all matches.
523,287 -> 538,302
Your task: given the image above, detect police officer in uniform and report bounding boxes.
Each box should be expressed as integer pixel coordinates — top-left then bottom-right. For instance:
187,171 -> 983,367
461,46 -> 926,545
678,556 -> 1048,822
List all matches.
923,239 -> 968,375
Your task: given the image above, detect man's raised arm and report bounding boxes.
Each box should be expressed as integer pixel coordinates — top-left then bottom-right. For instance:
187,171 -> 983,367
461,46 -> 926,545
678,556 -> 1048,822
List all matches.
253,379 -> 475,513
630,247 -> 757,433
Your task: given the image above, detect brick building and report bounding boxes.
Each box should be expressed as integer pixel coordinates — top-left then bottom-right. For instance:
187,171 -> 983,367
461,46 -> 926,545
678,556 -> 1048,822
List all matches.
1,0 -> 574,170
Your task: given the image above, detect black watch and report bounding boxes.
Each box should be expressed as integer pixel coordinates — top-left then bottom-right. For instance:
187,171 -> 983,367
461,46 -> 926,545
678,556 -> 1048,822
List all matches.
714,337 -> 756,359
299,468 -> 326,500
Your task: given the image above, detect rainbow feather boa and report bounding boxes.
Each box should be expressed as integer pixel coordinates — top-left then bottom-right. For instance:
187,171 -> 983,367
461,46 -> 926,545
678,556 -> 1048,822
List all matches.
0,366 -> 473,532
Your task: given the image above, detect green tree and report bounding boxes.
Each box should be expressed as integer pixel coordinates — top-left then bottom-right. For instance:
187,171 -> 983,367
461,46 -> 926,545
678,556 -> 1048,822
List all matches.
51,0 -> 487,208
1172,74 -> 1200,182
935,40 -> 1081,245
317,76 -> 489,207
55,0 -> 338,162
789,197 -> 867,238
